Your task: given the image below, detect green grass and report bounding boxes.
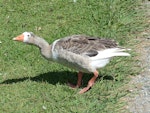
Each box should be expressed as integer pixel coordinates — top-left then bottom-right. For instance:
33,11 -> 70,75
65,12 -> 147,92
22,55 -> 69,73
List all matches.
0,0 -> 145,112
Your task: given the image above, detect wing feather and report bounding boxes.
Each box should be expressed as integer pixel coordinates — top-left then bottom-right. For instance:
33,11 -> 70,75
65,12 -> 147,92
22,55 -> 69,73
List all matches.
55,35 -> 118,57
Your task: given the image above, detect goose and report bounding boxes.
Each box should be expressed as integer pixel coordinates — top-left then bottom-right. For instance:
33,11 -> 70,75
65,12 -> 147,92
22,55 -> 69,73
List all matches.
13,32 -> 130,94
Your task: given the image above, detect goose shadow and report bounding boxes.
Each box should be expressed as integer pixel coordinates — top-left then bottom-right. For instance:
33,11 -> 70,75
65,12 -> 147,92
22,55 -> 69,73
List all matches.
1,71 -> 114,86
1,71 -> 76,85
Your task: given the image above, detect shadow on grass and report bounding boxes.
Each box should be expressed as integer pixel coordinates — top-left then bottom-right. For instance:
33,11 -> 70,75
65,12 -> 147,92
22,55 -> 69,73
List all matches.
1,71 -> 75,85
0,71 -> 114,86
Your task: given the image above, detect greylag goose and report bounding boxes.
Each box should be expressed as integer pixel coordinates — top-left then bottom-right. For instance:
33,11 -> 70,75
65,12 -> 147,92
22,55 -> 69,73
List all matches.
13,32 -> 130,94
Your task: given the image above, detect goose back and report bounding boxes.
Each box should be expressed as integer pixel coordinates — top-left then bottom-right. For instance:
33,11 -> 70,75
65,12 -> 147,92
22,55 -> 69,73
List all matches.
55,35 -> 118,57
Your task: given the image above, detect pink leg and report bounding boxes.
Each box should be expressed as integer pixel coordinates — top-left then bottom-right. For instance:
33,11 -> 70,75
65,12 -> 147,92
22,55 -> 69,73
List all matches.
79,70 -> 99,94
68,72 -> 83,88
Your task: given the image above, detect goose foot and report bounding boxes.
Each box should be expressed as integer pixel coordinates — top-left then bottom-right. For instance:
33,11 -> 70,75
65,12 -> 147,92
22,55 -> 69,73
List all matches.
67,72 -> 83,89
79,86 -> 91,94
67,82 -> 79,88
79,71 -> 99,94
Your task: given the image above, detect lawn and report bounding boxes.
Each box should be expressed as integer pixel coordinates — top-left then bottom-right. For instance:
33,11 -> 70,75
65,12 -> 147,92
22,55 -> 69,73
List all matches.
0,0 -> 144,112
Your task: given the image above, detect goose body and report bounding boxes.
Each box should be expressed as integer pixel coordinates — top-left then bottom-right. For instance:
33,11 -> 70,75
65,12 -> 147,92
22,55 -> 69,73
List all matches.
13,32 -> 130,94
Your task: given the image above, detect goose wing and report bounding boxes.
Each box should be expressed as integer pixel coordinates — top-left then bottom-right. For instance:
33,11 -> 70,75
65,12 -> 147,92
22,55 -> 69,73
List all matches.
55,35 -> 118,57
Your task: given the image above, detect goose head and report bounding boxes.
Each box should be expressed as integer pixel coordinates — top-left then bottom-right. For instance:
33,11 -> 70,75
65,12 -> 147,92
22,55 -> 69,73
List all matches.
13,32 -> 51,58
13,32 -> 34,44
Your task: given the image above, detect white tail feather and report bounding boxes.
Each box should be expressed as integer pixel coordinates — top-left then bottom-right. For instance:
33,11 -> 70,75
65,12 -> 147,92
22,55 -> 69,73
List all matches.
91,48 -> 130,60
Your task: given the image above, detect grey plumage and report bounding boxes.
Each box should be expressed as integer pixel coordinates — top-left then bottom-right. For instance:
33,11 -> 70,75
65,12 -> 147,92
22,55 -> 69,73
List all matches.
55,35 -> 118,57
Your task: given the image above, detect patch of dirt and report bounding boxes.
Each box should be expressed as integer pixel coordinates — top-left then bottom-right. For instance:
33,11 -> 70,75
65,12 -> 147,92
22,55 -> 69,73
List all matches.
125,1 -> 150,113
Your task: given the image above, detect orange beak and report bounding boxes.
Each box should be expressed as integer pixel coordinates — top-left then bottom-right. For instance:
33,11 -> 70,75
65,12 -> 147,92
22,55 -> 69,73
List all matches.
13,34 -> 24,42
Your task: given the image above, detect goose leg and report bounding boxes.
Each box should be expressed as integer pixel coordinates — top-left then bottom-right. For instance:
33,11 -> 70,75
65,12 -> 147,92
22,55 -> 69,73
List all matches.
68,72 -> 83,88
79,70 -> 99,94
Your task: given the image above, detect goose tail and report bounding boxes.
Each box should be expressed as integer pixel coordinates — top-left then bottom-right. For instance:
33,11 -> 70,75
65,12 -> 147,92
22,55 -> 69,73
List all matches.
91,48 -> 131,60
